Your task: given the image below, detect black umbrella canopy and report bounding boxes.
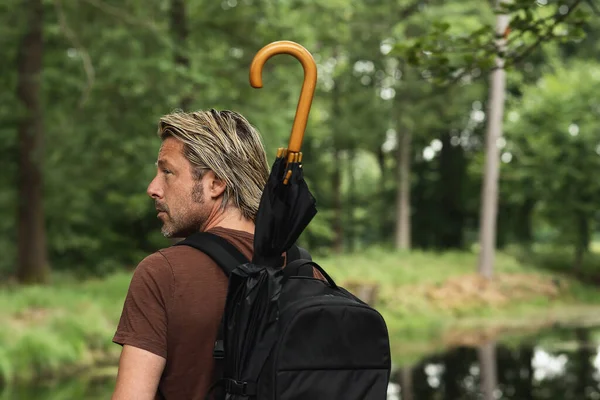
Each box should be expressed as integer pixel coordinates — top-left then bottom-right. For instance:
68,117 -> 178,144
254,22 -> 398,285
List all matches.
252,149 -> 317,267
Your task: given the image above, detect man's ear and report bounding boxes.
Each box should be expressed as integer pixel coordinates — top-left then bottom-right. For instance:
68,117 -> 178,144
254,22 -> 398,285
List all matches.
206,171 -> 226,199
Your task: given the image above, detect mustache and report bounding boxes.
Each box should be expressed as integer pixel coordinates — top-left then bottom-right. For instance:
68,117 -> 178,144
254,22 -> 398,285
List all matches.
155,203 -> 169,213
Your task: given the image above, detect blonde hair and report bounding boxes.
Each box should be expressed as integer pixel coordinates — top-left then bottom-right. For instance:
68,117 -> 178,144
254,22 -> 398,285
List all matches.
157,109 -> 269,220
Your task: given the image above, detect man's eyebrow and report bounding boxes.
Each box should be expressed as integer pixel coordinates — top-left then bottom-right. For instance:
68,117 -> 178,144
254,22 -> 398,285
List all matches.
155,159 -> 174,168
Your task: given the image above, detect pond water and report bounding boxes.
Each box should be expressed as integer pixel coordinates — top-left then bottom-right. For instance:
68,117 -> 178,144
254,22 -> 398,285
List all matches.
3,324 -> 600,399
388,324 -> 600,400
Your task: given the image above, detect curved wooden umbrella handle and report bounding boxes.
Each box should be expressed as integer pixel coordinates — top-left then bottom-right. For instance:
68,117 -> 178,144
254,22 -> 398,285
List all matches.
250,41 -> 317,154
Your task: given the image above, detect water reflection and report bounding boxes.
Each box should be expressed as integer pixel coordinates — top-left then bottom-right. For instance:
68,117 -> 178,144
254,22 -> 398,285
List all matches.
479,341 -> 498,399
4,325 -> 600,399
389,325 -> 600,400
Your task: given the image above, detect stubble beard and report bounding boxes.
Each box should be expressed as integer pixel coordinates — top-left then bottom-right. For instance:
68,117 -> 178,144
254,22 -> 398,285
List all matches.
160,182 -> 208,238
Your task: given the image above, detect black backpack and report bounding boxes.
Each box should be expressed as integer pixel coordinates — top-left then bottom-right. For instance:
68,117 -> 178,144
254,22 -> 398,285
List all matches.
177,232 -> 392,400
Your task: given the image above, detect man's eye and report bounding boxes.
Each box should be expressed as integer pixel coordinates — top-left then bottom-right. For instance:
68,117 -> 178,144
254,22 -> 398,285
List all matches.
162,169 -> 172,175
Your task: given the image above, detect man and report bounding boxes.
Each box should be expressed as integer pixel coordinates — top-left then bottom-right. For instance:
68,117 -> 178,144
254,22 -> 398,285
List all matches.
111,109 -> 270,400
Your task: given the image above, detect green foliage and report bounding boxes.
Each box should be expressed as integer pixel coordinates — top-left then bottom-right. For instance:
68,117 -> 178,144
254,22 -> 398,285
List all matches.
504,61 -> 600,255
508,243 -> 600,279
1,0 -> 598,278
3,247 -> 600,384
0,272 -> 129,386
394,0 -> 594,85
4,0 -> 600,397
0,374 -> 115,400
322,246 -> 522,286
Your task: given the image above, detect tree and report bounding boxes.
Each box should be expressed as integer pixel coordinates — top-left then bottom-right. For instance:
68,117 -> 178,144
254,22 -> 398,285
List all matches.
16,0 -> 50,284
4,0 -> 600,279
389,0 -> 495,251
170,0 -> 191,111
395,0 -> 594,274
504,61 -> 600,270
478,0 -> 593,277
395,124 -> 412,250
478,0 -> 510,279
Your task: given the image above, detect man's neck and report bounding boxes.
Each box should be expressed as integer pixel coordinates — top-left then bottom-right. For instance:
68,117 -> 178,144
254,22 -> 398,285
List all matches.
202,209 -> 255,235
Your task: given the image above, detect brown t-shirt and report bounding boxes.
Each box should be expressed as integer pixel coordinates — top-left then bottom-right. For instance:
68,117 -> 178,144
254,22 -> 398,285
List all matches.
113,227 -> 255,400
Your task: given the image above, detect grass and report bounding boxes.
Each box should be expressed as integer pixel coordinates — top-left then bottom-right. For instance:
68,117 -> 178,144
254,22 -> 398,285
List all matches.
0,273 -> 132,386
320,246 -> 600,366
506,243 -> 600,282
2,246 -> 600,384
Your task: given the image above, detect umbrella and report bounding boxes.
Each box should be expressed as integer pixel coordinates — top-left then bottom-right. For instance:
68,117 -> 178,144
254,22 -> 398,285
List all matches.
250,40 -> 318,267
252,148 -> 316,267
217,41 -> 318,400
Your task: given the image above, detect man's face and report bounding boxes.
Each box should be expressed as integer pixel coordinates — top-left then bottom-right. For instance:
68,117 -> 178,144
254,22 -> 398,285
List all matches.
147,137 -> 211,238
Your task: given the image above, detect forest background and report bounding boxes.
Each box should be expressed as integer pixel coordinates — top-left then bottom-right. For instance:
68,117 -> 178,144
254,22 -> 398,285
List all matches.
3,0 -> 600,392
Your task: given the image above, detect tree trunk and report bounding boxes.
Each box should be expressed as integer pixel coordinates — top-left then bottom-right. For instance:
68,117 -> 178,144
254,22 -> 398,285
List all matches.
437,132 -> 466,249
17,0 -> 50,284
331,72 -> 344,254
398,367 -> 413,400
347,148 -> 356,252
332,148 -> 343,254
519,346 -> 534,399
573,211 -> 590,270
170,0 -> 191,111
495,202 -> 511,249
167,0 -> 191,245
478,341 -> 498,400
376,146 -> 387,242
395,130 -> 411,250
477,0 -> 509,279
515,196 -> 535,245
575,328 -> 593,400
443,347 -> 473,400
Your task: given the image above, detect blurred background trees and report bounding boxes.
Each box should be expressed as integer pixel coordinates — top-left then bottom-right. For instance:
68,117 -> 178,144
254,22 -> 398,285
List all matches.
2,0 -> 599,282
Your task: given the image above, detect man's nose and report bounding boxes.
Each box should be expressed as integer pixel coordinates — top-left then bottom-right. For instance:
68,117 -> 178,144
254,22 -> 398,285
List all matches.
147,175 -> 163,199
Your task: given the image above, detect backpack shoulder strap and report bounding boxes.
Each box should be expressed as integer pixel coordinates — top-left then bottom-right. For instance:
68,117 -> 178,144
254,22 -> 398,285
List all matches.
175,232 -> 250,276
175,231 -> 251,396
285,245 -> 313,277
286,244 -> 312,262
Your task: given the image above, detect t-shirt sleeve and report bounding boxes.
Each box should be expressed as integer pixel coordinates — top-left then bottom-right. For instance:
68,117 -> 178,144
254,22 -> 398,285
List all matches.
112,251 -> 173,359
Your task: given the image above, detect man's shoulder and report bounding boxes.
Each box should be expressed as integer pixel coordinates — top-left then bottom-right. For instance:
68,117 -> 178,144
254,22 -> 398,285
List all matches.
137,231 -> 252,277
144,244 -> 213,267
130,250 -> 173,281
131,246 -> 220,289
133,245 -> 205,270
153,243 -> 221,272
